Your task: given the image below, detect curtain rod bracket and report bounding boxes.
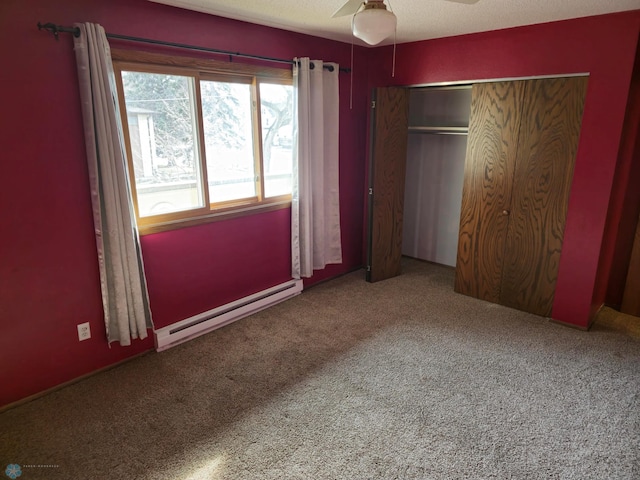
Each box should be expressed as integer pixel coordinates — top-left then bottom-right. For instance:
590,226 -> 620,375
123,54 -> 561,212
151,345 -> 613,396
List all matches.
38,22 -> 81,40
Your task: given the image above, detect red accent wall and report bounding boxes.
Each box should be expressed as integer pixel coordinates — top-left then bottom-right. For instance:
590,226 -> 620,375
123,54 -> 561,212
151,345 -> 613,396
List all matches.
369,12 -> 640,329
604,43 -> 640,308
0,0 -> 369,407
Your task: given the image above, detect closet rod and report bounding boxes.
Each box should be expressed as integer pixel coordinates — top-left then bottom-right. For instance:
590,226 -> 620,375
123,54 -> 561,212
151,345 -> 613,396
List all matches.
37,22 -> 350,73
408,126 -> 469,135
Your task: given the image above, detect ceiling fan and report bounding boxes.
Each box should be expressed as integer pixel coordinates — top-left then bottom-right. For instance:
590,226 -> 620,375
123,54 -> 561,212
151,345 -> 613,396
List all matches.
333,0 -> 481,45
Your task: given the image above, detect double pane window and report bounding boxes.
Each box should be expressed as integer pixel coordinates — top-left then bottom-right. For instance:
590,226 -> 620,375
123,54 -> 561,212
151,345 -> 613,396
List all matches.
113,52 -> 294,232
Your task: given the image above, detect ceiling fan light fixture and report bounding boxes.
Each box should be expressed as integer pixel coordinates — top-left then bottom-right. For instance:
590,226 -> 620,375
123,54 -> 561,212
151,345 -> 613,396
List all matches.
352,3 -> 397,46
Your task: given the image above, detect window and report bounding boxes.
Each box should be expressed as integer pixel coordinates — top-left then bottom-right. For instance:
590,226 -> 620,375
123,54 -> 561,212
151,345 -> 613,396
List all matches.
112,50 -> 294,233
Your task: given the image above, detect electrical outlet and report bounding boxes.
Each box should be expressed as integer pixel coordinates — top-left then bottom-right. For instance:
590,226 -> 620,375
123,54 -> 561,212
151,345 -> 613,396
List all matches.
77,322 -> 91,341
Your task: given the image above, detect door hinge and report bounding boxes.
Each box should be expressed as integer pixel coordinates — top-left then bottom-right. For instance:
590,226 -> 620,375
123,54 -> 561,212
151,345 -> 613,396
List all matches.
368,187 -> 373,195
371,100 -> 376,109
366,265 -> 371,272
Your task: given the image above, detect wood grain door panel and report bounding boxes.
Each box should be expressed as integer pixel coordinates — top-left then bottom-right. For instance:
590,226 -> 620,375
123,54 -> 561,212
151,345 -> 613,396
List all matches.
621,211 -> 640,316
500,77 -> 587,316
454,81 -> 526,302
367,87 -> 410,282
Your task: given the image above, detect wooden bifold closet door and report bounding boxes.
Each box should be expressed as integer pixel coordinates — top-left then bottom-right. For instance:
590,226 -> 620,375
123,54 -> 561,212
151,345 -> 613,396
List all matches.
455,77 -> 588,316
367,87 -> 410,283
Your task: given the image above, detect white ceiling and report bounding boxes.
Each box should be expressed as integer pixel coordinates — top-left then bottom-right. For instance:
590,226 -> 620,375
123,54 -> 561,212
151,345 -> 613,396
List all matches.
149,0 -> 640,46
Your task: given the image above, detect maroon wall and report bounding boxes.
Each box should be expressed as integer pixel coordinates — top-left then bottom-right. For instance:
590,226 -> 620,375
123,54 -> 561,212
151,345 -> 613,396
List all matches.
0,0 -> 368,407
368,11 -> 640,329
604,42 -> 640,308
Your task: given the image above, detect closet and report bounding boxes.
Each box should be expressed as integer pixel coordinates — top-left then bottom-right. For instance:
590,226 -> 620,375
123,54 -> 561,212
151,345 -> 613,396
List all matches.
368,77 -> 587,318
454,77 -> 588,316
402,86 -> 471,267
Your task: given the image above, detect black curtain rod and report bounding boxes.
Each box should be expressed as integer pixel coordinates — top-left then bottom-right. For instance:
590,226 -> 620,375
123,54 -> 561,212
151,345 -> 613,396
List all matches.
37,22 -> 350,73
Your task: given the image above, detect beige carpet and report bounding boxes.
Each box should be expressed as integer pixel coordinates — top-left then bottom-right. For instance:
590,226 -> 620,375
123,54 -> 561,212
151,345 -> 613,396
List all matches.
1,259 -> 639,479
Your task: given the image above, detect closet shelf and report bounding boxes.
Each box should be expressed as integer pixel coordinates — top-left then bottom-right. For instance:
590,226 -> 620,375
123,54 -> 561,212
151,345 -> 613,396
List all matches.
408,126 -> 469,135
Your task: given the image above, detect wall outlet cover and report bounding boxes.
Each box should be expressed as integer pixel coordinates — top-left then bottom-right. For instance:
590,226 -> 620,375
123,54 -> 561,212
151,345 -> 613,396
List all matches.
77,322 -> 91,341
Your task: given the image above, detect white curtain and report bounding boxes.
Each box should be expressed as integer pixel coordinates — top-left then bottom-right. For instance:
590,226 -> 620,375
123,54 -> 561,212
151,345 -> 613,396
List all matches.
74,23 -> 153,346
292,58 -> 342,279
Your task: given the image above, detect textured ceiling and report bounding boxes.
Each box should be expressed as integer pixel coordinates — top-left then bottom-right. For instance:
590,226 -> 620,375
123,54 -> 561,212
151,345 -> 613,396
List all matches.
148,0 -> 640,46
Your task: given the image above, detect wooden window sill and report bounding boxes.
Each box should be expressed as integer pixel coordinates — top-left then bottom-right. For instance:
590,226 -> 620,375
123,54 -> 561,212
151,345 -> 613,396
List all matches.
138,200 -> 291,235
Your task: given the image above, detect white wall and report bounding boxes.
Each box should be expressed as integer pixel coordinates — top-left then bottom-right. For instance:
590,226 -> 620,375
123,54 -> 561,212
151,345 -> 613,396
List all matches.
402,134 -> 467,267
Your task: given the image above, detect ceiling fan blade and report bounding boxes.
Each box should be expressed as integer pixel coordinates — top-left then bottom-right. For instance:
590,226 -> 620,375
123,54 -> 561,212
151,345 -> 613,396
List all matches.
444,0 -> 480,4
332,0 -> 364,18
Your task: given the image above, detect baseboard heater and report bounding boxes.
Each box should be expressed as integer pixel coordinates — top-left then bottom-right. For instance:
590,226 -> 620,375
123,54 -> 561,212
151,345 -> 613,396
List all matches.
154,279 -> 303,352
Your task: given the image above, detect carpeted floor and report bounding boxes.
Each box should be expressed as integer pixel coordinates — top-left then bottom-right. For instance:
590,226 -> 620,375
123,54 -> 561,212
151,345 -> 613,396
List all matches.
1,258 -> 639,479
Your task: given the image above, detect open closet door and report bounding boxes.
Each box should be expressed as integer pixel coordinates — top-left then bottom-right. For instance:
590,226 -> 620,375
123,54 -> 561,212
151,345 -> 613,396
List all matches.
366,87 -> 410,282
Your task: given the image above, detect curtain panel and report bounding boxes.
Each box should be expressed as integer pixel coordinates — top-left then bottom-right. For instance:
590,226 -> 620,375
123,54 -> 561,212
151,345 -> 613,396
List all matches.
292,58 -> 342,279
73,23 -> 153,345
